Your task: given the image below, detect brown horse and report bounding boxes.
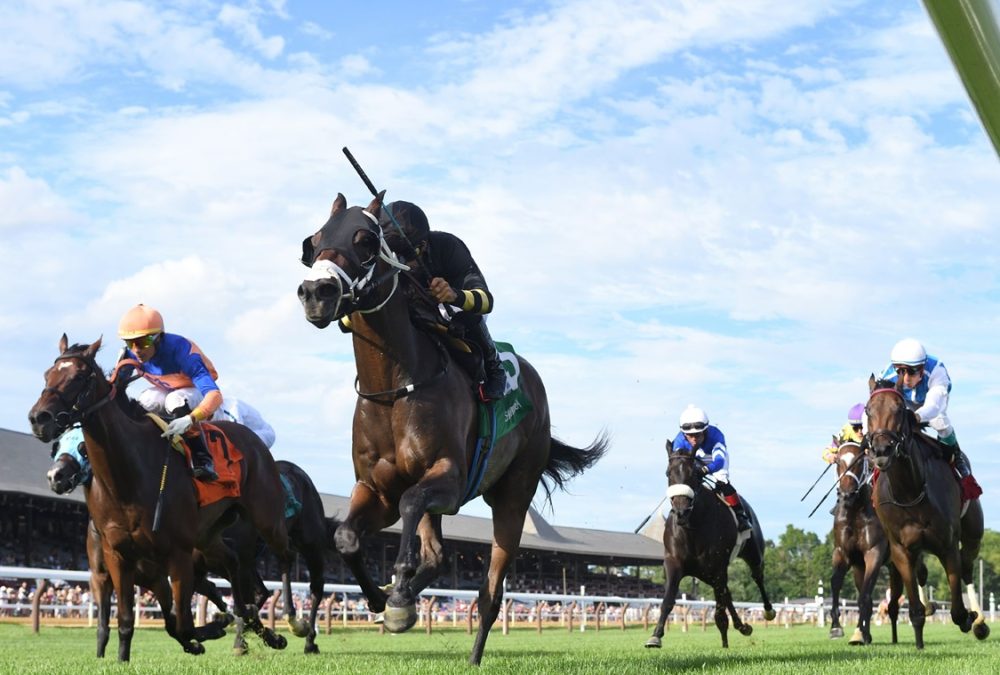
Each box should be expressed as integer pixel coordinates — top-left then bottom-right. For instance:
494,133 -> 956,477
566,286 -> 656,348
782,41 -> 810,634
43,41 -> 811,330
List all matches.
297,193 -> 608,665
47,449 -> 234,657
28,336 -> 309,660
865,376 -> 989,648
827,440 -> 903,645
645,445 -> 775,650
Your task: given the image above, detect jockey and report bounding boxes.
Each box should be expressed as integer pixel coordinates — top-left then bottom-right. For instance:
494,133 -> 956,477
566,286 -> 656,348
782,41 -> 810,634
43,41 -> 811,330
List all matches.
878,338 -> 981,499
669,405 -> 751,532
821,403 -> 865,464
380,201 -> 506,402
117,304 -> 221,482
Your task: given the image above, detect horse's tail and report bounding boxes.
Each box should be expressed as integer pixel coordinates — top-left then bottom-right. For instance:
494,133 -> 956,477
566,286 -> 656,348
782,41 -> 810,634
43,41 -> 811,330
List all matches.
540,432 -> 610,506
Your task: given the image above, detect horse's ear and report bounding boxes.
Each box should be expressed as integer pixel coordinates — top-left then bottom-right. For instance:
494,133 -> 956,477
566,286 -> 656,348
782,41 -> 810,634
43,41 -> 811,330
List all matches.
894,377 -> 904,392
365,190 -> 385,219
59,334 -> 68,354
868,374 -> 877,392
330,193 -> 347,217
665,438 -> 673,453
84,336 -> 102,360
301,232 -> 320,267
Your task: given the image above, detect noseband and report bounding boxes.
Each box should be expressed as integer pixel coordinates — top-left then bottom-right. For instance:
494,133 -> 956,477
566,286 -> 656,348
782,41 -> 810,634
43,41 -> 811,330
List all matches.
835,444 -> 870,502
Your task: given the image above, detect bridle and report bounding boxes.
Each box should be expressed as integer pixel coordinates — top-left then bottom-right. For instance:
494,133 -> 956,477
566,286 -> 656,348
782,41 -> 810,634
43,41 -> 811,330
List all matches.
864,387 -> 910,462
667,452 -> 705,524
40,352 -> 116,435
835,442 -> 871,504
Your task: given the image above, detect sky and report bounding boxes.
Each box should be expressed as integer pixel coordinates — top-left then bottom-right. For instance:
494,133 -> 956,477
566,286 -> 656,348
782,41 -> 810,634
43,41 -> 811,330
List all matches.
2,0 -> 999,541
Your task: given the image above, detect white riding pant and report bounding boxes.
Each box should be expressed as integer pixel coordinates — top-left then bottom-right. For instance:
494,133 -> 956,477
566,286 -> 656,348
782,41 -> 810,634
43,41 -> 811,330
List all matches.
136,387 -> 276,448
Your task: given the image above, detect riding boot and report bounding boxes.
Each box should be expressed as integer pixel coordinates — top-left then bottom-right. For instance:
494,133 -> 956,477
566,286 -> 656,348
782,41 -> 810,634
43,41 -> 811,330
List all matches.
468,320 -> 507,402
187,432 -> 218,482
940,433 -> 982,501
725,493 -> 752,532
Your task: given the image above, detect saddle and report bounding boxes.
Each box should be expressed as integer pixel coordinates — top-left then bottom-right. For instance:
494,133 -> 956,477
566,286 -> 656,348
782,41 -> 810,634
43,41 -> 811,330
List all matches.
147,414 -> 244,506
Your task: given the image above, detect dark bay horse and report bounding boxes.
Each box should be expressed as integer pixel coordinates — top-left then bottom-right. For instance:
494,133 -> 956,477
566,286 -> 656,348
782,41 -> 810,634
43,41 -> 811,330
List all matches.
827,440 -> 901,644
865,375 -> 989,649
645,443 -> 775,650
28,336 -> 309,660
297,193 -> 608,665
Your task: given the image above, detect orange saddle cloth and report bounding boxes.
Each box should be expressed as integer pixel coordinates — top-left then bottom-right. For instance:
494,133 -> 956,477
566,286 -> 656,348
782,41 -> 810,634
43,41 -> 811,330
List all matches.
185,423 -> 244,507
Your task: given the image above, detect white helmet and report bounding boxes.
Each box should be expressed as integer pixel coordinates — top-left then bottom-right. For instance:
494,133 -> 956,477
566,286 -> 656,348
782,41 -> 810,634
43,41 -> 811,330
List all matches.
678,405 -> 709,433
890,338 -> 927,367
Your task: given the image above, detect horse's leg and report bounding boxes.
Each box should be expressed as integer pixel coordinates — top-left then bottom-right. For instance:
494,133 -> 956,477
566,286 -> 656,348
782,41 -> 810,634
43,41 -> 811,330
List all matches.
92,567 -> 113,658
301,548 -> 326,654
712,584 -> 731,648
960,501 -> 989,639
645,559 -> 681,648
385,470 -> 460,634
408,514 -> 446,595
104,554 -> 136,662
741,534 -> 775,619
166,550 -> 205,655
942,547 -> 973,634
469,479 -> 535,666
891,545 -> 925,649
829,551 -> 848,639
193,576 -> 233,626
334,482 -> 392,613
853,549 -> 883,645
888,565 -> 902,644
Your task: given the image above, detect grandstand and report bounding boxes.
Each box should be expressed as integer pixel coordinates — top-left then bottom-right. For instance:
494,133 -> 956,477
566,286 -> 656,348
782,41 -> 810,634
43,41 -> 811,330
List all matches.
1,427 -> 665,597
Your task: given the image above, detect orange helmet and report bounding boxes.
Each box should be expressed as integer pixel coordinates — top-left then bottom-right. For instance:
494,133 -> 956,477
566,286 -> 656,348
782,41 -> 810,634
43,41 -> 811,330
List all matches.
118,304 -> 164,339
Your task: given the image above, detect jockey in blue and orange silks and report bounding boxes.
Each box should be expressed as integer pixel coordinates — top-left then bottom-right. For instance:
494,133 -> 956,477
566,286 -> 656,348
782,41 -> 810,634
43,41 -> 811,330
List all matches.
669,404 -> 751,532
117,304 -> 224,482
877,338 -> 982,501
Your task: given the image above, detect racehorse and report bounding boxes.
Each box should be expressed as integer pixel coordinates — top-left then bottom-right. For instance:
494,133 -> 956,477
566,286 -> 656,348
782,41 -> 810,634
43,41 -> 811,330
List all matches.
865,375 -> 989,649
48,450 -> 330,655
645,442 -> 775,650
827,440 -> 903,645
28,336 -> 309,661
296,193 -> 608,665
47,448 -> 233,657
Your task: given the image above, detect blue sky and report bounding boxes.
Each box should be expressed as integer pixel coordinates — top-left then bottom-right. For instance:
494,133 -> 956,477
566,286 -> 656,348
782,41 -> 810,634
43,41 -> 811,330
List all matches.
2,0 -> 999,540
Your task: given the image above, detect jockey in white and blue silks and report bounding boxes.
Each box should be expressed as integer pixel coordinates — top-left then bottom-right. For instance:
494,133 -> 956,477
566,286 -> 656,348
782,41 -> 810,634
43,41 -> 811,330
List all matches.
668,405 -> 751,531
878,338 -> 981,500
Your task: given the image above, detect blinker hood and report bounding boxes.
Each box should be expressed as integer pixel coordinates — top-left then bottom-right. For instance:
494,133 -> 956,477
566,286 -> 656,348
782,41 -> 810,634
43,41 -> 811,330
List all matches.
301,206 -> 380,271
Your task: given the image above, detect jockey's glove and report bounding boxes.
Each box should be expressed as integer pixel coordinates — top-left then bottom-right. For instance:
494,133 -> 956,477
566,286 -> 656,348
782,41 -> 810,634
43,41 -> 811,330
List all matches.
162,415 -> 194,437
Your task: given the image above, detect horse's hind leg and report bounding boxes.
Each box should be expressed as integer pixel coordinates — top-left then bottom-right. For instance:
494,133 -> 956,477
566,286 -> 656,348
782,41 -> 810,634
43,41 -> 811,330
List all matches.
712,584 -> 731,648
740,539 -> 775,620
302,549 -> 326,654
166,550 -> 205,655
888,565 -> 902,644
646,560 -> 681,648
852,550 -> 883,645
92,571 -> 113,658
960,501 -> 989,639
829,554 -> 848,639
104,557 -> 137,662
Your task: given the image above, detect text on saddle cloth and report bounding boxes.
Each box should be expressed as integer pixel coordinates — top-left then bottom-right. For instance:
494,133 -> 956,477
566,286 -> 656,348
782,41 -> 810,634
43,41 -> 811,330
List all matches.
463,343 -> 534,505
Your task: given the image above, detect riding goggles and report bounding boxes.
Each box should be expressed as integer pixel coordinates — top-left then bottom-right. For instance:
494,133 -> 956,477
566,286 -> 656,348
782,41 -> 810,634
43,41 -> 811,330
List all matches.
680,423 -> 707,433
894,365 -> 922,377
124,334 -> 158,350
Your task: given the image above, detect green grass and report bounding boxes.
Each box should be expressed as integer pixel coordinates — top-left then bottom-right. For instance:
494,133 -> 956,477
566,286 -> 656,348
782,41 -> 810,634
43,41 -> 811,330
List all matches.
0,620 -> 997,674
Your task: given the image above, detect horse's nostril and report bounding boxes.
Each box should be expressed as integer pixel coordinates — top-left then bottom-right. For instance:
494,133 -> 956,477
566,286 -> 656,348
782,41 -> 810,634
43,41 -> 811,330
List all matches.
297,285 -> 309,301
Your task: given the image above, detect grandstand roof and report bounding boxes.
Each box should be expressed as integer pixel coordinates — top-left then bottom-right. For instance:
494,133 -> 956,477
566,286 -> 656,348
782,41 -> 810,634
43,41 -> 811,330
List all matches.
1,427 -> 663,562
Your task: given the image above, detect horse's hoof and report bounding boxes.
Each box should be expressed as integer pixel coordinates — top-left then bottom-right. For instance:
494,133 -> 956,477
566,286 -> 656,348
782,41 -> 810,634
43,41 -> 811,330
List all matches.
973,622 -> 990,641
183,641 -> 205,656
383,603 -> 418,634
764,609 -> 776,621
925,602 -> 937,617
738,624 -> 752,637
848,628 -> 865,645
261,628 -> 288,650
287,616 -> 311,638
194,622 -> 227,642
213,612 -> 236,628
644,636 -> 662,649
373,612 -> 385,624
829,626 -> 844,639
304,642 -> 320,655
233,642 -> 249,657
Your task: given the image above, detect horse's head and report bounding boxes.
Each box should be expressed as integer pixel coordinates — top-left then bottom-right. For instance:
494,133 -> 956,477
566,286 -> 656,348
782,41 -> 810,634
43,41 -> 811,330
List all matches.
665,440 -> 703,526
28,335 -> 107,443
865,374 -> 912,471
297,192 -> 394,328
47,451 -> 86,495
834,441 -> 866,506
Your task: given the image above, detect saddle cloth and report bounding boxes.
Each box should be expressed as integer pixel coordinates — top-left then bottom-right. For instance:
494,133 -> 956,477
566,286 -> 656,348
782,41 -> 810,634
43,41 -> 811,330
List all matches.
147,415 -> 243,507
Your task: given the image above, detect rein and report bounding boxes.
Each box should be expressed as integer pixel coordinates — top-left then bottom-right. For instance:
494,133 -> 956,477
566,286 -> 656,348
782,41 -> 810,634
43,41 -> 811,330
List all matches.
351,320 -> 452,405
866,387 -> 926,508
